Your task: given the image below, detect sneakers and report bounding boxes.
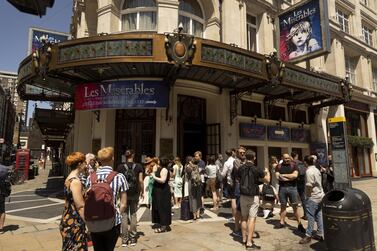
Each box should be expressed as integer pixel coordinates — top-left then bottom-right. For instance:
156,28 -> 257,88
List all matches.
312,234 -> 324,242
227,217 -> 235,223
298,224 -> 306,234
129,237 -> 137,246
299,236 -> 312,244
121,238 -> 129,247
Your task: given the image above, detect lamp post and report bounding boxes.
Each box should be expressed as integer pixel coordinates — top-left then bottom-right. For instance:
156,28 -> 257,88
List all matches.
17,112 -> 24,149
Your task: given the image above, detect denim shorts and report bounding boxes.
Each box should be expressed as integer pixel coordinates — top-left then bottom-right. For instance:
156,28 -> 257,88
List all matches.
278,186 -> 298,207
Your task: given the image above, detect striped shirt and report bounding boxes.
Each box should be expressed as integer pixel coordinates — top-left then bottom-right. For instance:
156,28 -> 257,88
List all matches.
86,166 -> 128,226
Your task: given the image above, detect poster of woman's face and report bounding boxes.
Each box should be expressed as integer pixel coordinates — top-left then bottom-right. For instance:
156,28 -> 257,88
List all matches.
278,0 -> 327,62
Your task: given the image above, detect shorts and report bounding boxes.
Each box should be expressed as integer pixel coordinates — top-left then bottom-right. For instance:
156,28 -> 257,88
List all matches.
0,196 -> 5,214
240,195 -> 259,218
278,186 -> 299,207
207,178 -> 216,193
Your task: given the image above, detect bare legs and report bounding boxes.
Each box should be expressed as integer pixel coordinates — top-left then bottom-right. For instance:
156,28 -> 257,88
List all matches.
0,213 -> 5,230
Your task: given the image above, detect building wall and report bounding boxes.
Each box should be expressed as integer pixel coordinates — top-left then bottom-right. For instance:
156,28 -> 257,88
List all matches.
70,0 -> 377,176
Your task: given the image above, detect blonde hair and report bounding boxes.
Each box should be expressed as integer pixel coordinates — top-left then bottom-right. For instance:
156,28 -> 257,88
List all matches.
97,147 -> 114,163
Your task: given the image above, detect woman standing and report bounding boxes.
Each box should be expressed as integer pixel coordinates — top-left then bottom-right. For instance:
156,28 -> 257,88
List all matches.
184,157 -> 202,220
205,155 -> 219,210
60,152 -> 88,251
172,157 -> 183,209
151,157 -> 172,232
269,156 -> 279,192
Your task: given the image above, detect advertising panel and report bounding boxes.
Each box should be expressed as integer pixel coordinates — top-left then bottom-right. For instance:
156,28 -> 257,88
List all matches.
310,142 -> 328,166
278,0 -> 330,63
291,128 -> 310,142
268,126 -> 290,141
28,27 -> 70,54
75,80 -> 170,110
239,123 -> 266,140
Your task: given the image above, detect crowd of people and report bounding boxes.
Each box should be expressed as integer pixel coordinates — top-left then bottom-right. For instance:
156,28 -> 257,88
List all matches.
58,145 -> 334,250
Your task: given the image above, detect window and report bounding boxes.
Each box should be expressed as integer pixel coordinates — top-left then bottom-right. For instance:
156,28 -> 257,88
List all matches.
179,0 -> 204,37
269,105 -> 286,121
121,0 -> 157,31
246,14 -> 257,51
241,101 -> 262,117
345,56 -> 356,84
336,9 -> 350,33
373,68 -> 377,91
291,109 -> 307,123
360,0 -> 368,6
362,25 -> 373,46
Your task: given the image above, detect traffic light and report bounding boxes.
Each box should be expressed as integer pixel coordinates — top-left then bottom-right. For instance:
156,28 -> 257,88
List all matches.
7,0 -> 54,17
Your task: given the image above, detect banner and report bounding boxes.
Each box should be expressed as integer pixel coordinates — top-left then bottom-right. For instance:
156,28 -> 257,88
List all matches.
239,123 -> 266,140
291,128 -> 310,142
310,142 -> 328,166
278,0 -> 330,63
268,126 -> 290,141
75,80 -> 169,110
28,27 -> 70,54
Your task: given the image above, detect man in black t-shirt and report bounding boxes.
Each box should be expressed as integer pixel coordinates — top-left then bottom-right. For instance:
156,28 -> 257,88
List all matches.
116,149 -> 144,247
275,153 -> 305,233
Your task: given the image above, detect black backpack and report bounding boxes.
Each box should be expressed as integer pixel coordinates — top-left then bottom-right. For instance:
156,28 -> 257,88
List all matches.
0,175 -> 11,197
262,184 -> 275,202
296,161 -> 306,179
123,163 -> 138,196
239,163 -> 259,196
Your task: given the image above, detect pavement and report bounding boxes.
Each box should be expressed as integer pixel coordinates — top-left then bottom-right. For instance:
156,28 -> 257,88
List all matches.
0,164 -> 376,250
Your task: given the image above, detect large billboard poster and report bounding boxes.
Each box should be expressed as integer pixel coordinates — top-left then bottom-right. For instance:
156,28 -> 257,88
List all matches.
28,27 -> 70,54
278,0 -> 330,63
75,80 -> 170,110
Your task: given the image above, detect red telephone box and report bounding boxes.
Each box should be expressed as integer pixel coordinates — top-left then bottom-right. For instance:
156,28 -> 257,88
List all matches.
15,149 -> 30,181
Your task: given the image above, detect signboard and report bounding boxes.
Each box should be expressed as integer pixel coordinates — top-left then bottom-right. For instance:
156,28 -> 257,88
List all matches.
28,27 -> 70,54
75,80 -> 170,110
268,126 -> 290,141
328,117 -> 351,189
291,128 -> 310,143
239,123 -> 266,140
278,0 -> 330,63
310,142 -> 327,166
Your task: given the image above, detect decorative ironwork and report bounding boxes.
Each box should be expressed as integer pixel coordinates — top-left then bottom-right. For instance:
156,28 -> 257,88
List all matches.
165,32 -> 196,65
265,51 -> 285,87
284,68 -> 341,95
58,39 -> 153,62
201,45 -> 263,74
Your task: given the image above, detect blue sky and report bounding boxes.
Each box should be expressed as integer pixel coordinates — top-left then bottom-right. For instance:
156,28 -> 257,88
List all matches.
0,1 -> 72,122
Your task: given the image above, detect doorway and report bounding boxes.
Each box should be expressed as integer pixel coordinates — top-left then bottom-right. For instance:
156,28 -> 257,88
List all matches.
177,95 -> 206,159
268,147 -> 282,161
115,109 -> 156,164
292,148 -> 303,161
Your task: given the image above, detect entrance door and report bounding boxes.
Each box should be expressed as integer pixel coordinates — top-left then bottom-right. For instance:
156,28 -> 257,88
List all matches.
115,109 -> 156,164
268,147 -> 282,161
177,95 -> 206,159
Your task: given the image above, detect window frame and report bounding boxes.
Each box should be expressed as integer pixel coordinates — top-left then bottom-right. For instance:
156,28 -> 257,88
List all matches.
246,13 -> 258,52
372,68 -> 377,92
362,24 -> 373,46
336,9 -> 350,34
345,56 -> 357,84
120,0 -> 157,32
178,0 -> 205,37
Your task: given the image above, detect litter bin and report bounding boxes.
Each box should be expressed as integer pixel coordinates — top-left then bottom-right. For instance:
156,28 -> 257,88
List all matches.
322,188 -> 375,251
28,165 -> 35,180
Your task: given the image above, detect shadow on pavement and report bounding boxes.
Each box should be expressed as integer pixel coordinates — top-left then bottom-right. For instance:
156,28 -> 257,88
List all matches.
310,240 -> 327,250
33,170 -> 64,198
2,224 -> 19,233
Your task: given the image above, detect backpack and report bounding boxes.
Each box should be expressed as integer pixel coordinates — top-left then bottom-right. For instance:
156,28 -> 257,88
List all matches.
0,176 -> 11,197
123,163 -> 138,196
191,165 -> 202,187
85,171 -> 117,233
262,184 -> 275,202
239,163 -> 260,196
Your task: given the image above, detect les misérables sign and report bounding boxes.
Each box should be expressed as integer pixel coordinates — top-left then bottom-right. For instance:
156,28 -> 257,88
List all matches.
75,80 -> 169,110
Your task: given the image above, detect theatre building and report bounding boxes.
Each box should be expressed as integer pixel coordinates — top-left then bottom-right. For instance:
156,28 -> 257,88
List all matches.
17,0 -> 377,177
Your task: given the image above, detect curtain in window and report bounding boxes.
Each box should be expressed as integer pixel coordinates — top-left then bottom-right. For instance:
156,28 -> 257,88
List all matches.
193,20 -> 203,37
122,13 -> 137,31
179,15 -> 190,34
179,0 -> 203,18
139,12 -> 156,30
123,0 -> 156,9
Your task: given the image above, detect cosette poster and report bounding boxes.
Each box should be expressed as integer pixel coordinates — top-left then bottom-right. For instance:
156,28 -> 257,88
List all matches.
278,0 -> 329,62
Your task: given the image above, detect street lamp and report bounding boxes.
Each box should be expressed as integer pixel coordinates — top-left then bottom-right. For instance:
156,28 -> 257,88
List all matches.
17,112 -> 24,149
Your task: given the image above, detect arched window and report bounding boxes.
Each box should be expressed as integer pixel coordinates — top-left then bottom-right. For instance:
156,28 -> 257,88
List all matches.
179,0 -> 204,37
121,0 -> 157,31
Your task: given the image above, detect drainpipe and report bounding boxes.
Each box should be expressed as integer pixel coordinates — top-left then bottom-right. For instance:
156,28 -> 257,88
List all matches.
219,0 -> 223,43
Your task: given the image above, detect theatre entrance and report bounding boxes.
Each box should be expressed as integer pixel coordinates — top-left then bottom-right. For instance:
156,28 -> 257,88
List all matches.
177,95 -> 207,159
115,109 -> 156,164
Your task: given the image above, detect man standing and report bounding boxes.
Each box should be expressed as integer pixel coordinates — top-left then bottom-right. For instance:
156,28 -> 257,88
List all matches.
299,155 -> 325,244
116,149 -> 144,247
275,153 -> 305,233
86,147 -> 128,251
291,151 -> 307,220
194,151 -> 206,214
215,153 -> 224,203
236,150 -> 266,249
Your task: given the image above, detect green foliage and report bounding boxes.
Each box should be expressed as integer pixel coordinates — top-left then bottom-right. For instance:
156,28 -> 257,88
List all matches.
347,135 -> 374,149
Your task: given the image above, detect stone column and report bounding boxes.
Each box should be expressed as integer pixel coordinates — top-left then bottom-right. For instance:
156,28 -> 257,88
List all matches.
367,106 -> 377,176
222,0 -> 244,47
157,0 -> 179,33
73,111 -> 92,153
97,3 -> 120,33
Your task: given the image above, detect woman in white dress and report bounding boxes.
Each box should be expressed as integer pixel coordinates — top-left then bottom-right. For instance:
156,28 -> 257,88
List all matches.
172,157 -> 183,209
